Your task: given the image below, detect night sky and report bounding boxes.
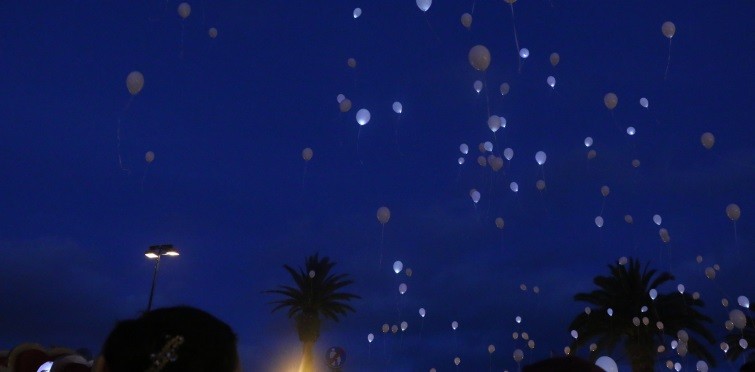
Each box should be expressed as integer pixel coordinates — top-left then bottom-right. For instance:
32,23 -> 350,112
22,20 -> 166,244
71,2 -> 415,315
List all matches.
1,1 -> 754,371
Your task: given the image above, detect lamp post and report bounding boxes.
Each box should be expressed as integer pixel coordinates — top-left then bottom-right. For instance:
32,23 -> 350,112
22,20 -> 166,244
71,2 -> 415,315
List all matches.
145,244 -> 179,312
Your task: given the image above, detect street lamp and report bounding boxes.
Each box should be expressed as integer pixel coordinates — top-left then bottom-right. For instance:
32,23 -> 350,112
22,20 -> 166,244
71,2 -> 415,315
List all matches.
145,244 -> 179,312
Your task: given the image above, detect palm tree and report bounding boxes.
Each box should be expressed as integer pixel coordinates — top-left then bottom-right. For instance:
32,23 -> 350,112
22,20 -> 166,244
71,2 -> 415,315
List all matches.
568,258 -> 716,371
266,254 -> 360,372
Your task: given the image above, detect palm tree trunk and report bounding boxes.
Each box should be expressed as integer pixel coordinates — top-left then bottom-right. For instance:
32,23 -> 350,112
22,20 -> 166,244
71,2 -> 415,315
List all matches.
627,343 -> 654,372
299,341 -> 315,372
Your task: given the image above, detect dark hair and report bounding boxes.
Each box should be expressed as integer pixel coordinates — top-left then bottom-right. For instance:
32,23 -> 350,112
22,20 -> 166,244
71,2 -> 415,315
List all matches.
101,306 -> 238,372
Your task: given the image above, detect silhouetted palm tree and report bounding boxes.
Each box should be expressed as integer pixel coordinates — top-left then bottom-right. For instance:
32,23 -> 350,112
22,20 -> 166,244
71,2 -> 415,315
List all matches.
568,258 -> 716,371
266,254 -> 360,372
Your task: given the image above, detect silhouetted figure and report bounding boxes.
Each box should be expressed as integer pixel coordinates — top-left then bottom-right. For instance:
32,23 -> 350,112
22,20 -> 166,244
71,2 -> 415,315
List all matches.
95,306 -> 239,372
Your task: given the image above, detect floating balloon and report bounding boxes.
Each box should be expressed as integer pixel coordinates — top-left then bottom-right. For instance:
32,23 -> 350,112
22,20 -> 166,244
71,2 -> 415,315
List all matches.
392,101 -> 403,114
549,52 -> 560,67
339,98 -> 352,113
595,355 -> 618,371
678,330 -> 689,342
393,260 -> 403,274
399,283 -> 407,295
547,76 -> 556,88
516,315 -> 522,322
662,21 -> 676,39
488,345 -> 495,354
738,295 -> 750,308
347,58 -> 357,68
309,270 -> 315,278
461,13 -> 472,29
500,83 -> 510,96
571,330 -> 578,339
632,159 -> 640,168
495,217 -> 504,229
391,325 -> 398,334
659,228 -> 670,243
504,148 -> 513,161
510,182 -> 519,193
473,80 -> 483,93
457,157 -> 465,165
640,97 -> 649,108
353,8 -> 362,18
454,357 -> 460,366
401,321 -> 408,331
382,324 -> 389,333
607,308 -> 613,316
723,298 -> 730,307
696,361 -> 709,372
126,71 -> 144,96
618,257 -> 628,265
653,214 -> 662,226
624,215 -> 634,224
584,137 -> 593,147
483,141 -> 493,152
145,151 -> 155,163
336,94 -> 345,103
730,309 -> 747,329
519,48 -> 529,59
405,268 -> 412,277
367,333 -> 374,343
740,339 -> 749,349
604,92 -> 618,110
650,289 -> 658,300
595,216 -> 604,228
356,109 -> 371,125
535,151 -> 547,165
451,321 -> 458,330
627,126 -> 636,135
208,27 -> 218,39
726,203 -> 741,221
459,143 -> 469,155
177,2 -> 191,19
419,308 -> 426,317
701,132 -> 715,149
587,149 -> 597,159
478,143 -> 486,153
513,349 -> 524,363
488,115 -> 502,132
490,157 -> 504,172
302,147 -> 313,162
416,0 -> 432,12
601,185 -> 610,197
705,267 -> 716,279
536,179 -> 546,191
377,207 -> 391,225
470,189 -> 481,204
477,156 -> 487,167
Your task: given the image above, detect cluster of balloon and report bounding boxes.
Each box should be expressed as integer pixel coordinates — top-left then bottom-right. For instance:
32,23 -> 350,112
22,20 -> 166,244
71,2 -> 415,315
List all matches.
661,21 -> 676,79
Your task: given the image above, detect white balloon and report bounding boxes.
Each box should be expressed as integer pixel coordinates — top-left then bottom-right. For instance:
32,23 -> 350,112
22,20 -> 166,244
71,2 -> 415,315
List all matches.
393,261 -> 403,274
738,295 -> 750,308
368,333 -> 374,343
510,182 -> 519,193
740,339 -> 749,349
627,126 -> 636,135
504,148 -> 514,161
419,308 -> 426,317
515,316 -> 522,324
488,115 -> 502,133
401,321 -> 408,331
356,109 -> 371,125
460,143 -> 469,155
484,141 -> 493,152
595,216 -> 604,228
696,360 -> 708,372
653,214 -> 662,226
451,321 -> 458,330
649,289 -> 658,300
547,76 -> 556,88
473,80 -> 483,93
519,48 -> 530,59
677,284 -> 685,294
353,8 -> 362,18
640,97 -> 649,108
535,151 -> 547,165
584,137 -> 593,147
570,330 -> 578,339
457,157 -> 465,165
399,283 -> 407,294
416,0 -> 432,12
595,356 -> 618,372
470,190 -> 481,204
641,306 -> 648,313
392,101 -> 403,114
309,270 -> 315,278
337,94 -> 345,103
607,308 -> 613,316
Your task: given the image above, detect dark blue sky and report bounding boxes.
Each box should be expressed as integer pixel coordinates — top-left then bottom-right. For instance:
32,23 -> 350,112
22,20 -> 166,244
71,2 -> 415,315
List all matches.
1,1 -> 754,371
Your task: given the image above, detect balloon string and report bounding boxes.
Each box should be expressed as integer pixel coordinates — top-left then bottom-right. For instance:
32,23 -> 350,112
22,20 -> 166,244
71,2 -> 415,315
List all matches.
180,22 -> 185,60
471,0 -> 477,14
357,126 -> 364,167
141,163 -> 150,191
116,96 -> 135,174
301,163 -> 308,191
599,198 -> 605,216
378,224 -> 385,268
424,14 -> 441,43
664,38 -> 672,80
395,116 -> 403,156
509,4 -> 521,73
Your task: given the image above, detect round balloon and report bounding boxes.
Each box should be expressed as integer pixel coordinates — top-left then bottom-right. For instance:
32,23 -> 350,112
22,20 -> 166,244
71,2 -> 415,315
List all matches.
302,147 -> 313,161
468,45 -> 491,71
126,71 -> 144,96
339,98 -> 352,113
500,83 -> 510,96
662,21 -> 676,39
377,207 -> 391,224
604,92 -> 618,110
356,109 -> 371,125
535,151 -> 547,165
726,203 -> 741,221
700,132 -> 715,149
347,58 -> 357,68
353,8 -> 362,18
461,13 -> 472,29
145,151 -> 155,163
177,2 -> 191,19
416,0 -> 432,12
549,52 -> 560,67
392,101 -> 403,114
208,27 -> 218,39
